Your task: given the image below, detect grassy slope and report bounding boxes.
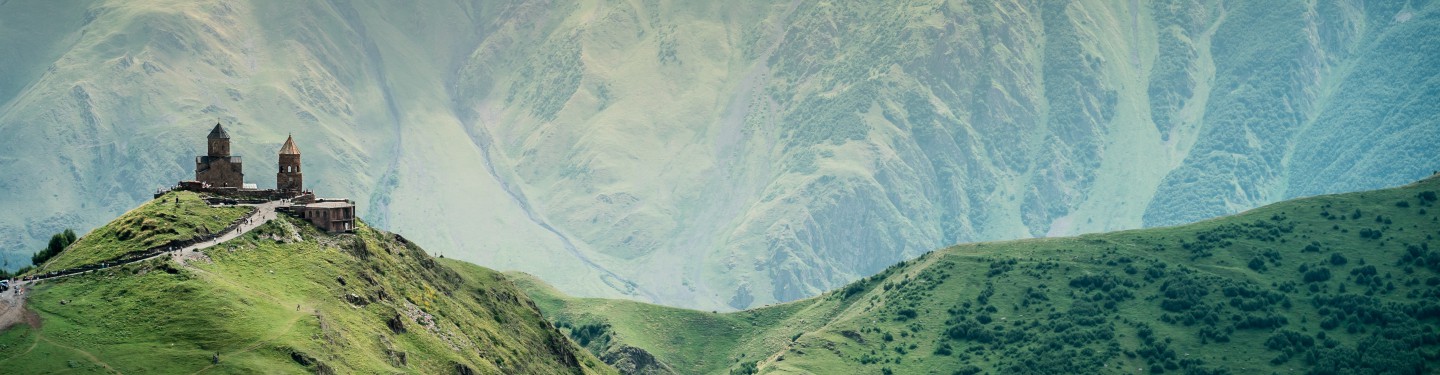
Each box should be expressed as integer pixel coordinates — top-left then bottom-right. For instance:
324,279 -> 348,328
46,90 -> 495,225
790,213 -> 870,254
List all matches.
36,191 -> 251,273
0,201 -> 613,374
519,176 -> 1440,374
512,272 -> 828,374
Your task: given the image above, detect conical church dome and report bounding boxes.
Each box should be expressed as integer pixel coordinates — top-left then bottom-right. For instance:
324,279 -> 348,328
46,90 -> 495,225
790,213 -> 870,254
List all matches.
279,134 -> 300,155
207,123 -> 230,139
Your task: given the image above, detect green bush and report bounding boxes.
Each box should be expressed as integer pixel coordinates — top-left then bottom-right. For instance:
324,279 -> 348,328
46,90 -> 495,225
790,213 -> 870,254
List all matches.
1303,267 -> 1332,283
730,361 -> 758,375
1330,253 -> 1349,266
1248,257 -> 1268,272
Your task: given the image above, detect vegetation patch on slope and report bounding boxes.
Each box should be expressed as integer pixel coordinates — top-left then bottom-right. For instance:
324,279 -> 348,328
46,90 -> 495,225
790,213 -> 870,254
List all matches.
522,176 -> 1440,374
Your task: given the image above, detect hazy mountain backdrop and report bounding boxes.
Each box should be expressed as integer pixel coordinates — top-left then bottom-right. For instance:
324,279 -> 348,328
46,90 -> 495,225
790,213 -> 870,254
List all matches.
1,0 -> 1436,310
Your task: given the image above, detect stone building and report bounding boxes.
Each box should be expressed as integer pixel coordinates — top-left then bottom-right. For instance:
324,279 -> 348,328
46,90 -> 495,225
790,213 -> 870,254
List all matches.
277,135 -> 303,192
291,199 -> 356,232
176,123 -> 357,233
195,123 -> 244,188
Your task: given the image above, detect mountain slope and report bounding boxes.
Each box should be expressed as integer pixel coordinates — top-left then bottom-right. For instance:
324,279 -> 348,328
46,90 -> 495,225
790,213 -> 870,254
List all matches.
0,193 -> 613,374
518,175 -> 1440,374
2,0 -> 1438,310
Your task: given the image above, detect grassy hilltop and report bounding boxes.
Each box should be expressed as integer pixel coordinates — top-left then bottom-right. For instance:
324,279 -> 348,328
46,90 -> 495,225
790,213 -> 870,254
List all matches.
518,176 -> 1440,374
0,196 -> 613,374
34,191 -> 251,273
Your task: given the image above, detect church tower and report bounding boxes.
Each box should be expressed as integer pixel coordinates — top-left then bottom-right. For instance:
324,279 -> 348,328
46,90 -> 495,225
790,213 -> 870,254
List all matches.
277,134 -> 303,192
207,123 -> 230,157
195,123 -> 243,187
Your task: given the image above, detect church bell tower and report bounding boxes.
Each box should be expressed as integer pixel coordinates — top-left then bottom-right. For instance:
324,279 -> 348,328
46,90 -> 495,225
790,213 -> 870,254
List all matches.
277,134 -> 302,192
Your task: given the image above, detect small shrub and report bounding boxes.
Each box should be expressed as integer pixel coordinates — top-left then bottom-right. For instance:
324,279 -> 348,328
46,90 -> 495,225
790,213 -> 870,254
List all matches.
1329,253 -> 1348,266
934,342 -> 953,356
1248,257 -> 1268,272
1303,267 -> 1332,283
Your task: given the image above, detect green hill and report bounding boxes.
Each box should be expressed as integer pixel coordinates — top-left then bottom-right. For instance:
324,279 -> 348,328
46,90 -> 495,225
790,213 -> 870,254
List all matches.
0,196 -> 614,374
517,175 -> 1440,374
33,191 -> 251,273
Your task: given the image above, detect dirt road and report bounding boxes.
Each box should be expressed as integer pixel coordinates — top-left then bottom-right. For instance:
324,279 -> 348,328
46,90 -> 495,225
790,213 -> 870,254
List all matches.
0,200 -> 284,330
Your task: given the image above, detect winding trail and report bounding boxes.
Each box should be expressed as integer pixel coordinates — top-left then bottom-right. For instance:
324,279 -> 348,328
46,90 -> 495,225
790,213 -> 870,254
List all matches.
0,200 -> 286,371
10,200 -> 281,287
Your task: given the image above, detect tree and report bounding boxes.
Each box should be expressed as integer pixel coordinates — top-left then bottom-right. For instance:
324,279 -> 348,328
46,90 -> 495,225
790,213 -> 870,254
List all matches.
730,361 -> 758,375
30,229 -> 77,266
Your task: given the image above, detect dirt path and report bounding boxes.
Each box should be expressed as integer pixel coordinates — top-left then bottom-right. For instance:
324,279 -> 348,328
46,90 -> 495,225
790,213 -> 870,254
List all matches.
0,200 -> 286,371
0,284 -> 31,332
12,201 -> 282,287
0,200 -> 281,329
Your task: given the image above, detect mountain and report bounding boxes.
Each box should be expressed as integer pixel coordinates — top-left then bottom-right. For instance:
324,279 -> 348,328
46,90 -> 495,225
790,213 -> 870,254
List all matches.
516,175 -> 1440,374
1,0 -> 1437,310
0,191 -> 613,374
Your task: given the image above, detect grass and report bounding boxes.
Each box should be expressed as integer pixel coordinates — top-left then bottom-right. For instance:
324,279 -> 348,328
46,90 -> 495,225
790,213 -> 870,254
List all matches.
518,175 -> 1440,374
513,272 -> 832,374
35,191 -> 252,273
1,211 -> 614,374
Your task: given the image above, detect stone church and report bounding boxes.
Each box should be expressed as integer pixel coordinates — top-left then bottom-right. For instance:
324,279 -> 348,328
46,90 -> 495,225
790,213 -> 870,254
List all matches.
193,124 -> 305,193
183,123 -> 356,233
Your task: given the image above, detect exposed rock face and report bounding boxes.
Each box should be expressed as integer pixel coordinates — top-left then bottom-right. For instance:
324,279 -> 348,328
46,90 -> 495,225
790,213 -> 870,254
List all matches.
600,346 -> 676,375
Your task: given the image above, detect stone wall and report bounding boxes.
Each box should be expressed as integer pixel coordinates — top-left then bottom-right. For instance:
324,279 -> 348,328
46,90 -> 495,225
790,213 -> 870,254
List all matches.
195,156 -> 243,188
208,138 -> 230,157
278,153 -> 302,192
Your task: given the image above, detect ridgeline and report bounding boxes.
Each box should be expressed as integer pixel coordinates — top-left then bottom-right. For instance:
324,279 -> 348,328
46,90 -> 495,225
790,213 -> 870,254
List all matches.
518,175 -> 1440,374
